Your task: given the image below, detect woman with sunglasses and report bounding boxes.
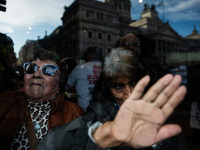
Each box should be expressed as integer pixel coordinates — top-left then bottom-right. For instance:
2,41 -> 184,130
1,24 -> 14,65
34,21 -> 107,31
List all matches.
0,48 -> 84,150
115,33 -> 141,55
38,47 -> 187,150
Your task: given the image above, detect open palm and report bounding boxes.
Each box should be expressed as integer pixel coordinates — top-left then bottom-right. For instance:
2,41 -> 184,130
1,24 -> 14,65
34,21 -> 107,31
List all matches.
109,74 -> 187,148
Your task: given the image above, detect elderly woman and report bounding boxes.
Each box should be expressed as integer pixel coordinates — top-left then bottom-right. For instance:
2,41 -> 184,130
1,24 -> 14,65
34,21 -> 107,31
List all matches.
92,47 -> 149,108
38,47 -> 187,150
0,49 -> 84,150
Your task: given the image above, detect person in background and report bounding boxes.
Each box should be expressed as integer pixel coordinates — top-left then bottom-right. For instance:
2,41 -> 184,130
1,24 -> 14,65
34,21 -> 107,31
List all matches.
0,32 -> 18,93
116,33 -> 166,84
65,46 -> 102,111
38,47 -> 187,150
60,57 -> 79,96
115,33 -> 141,55
0,48 -> 84,150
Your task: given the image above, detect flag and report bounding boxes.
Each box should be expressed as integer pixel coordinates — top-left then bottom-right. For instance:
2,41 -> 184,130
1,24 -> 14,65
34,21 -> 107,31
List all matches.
157,1 -> 164,6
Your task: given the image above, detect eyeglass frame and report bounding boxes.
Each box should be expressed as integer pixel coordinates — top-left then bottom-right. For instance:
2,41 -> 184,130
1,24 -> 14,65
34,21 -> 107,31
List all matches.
120,42 -> 140,47
23,62 -> 60,77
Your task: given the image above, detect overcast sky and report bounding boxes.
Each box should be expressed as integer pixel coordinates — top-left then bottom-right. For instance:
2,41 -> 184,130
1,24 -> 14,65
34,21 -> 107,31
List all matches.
0,0 -> 200,57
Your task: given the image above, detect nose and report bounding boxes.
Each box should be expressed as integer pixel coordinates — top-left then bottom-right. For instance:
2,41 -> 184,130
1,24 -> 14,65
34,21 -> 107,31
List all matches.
123,85 -> 133,99
33,68 -> 42,78
129,46 -> 138,53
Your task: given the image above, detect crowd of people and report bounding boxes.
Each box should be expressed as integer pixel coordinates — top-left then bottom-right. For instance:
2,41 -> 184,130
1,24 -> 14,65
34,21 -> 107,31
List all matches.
0,32 -> 187,150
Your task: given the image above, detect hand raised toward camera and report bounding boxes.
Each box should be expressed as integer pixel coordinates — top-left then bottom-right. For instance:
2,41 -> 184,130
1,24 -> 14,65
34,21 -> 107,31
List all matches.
93,74 -> 187,149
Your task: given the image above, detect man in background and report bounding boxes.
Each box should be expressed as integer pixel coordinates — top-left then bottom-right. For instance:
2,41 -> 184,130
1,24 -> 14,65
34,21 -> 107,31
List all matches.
115,33 -> 141,55
65,46 -> 102,111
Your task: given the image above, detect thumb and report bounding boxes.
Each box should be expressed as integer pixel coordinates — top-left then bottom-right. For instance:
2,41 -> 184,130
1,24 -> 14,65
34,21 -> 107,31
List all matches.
156,124 -> 182,143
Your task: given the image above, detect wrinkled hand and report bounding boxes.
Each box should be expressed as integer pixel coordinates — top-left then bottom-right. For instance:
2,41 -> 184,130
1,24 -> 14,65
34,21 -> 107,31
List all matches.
108,74 -> 187,148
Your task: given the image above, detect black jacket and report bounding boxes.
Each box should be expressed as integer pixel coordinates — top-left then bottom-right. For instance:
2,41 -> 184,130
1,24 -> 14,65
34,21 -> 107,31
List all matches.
37,100 -> 186,150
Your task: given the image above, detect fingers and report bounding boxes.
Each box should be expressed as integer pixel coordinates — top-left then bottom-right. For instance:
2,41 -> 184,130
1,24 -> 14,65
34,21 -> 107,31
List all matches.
142,74 -> 174,103
162,85 -> 187,118
156,124 -> 182,143
153,75 -> 182,108
129,75 -> 150,100
129,74 -> 187,115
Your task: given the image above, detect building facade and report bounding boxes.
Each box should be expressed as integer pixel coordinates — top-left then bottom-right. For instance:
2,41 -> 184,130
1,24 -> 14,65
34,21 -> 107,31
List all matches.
130,4 -> 186,65
36,0 -> 140,59
18,0 -> 200,67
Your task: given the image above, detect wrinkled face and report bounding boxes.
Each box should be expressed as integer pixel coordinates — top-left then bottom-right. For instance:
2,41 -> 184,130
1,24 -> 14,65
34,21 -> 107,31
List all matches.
23,59 -> 60,103
109,77 -> 136,106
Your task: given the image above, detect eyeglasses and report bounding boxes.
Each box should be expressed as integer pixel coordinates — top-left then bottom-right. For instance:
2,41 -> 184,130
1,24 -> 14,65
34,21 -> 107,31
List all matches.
121,42 -> 140,47
23,62 -> 59,76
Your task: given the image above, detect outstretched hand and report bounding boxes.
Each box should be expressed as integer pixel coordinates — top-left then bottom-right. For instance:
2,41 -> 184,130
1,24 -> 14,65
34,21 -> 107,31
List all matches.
93,74 -> 187,149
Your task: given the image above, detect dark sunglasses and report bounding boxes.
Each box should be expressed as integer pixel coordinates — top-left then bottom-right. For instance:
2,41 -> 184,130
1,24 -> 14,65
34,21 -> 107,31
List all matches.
23,62 -> 59,76
121,42 -> 140,47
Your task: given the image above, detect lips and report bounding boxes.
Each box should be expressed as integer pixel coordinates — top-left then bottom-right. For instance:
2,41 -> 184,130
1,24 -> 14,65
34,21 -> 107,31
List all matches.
30,83 -> 42,86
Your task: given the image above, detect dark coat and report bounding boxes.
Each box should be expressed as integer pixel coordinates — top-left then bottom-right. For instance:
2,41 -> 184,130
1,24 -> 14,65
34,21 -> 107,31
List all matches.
38,100 -> 186,150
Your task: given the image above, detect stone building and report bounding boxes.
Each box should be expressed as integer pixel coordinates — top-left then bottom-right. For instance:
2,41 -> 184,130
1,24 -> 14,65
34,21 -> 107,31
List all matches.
18,0 -> 199,66
129,3 -> 186,65
17,40 -> 36,69
34,0 -> 140,60
184,26 -> 200,51
183,26 -> 200,65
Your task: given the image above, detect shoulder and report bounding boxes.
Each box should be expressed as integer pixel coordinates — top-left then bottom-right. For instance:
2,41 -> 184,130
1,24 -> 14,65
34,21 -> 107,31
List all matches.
80,61 -> 99,67
64,100 -> 83,110
0,91 -> 26,118
68,64 -> 85,76
88,61 -> 102,65
0,91 -> 24,102
49,96 -> 84,129
51,94 -> 84,116
88,102 -> 104,109
87,102 -> 106,116
63,100 -> 84,116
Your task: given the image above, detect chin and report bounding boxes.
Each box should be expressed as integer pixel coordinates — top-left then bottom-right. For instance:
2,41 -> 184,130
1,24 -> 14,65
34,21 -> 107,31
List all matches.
25,93 -> 43,102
